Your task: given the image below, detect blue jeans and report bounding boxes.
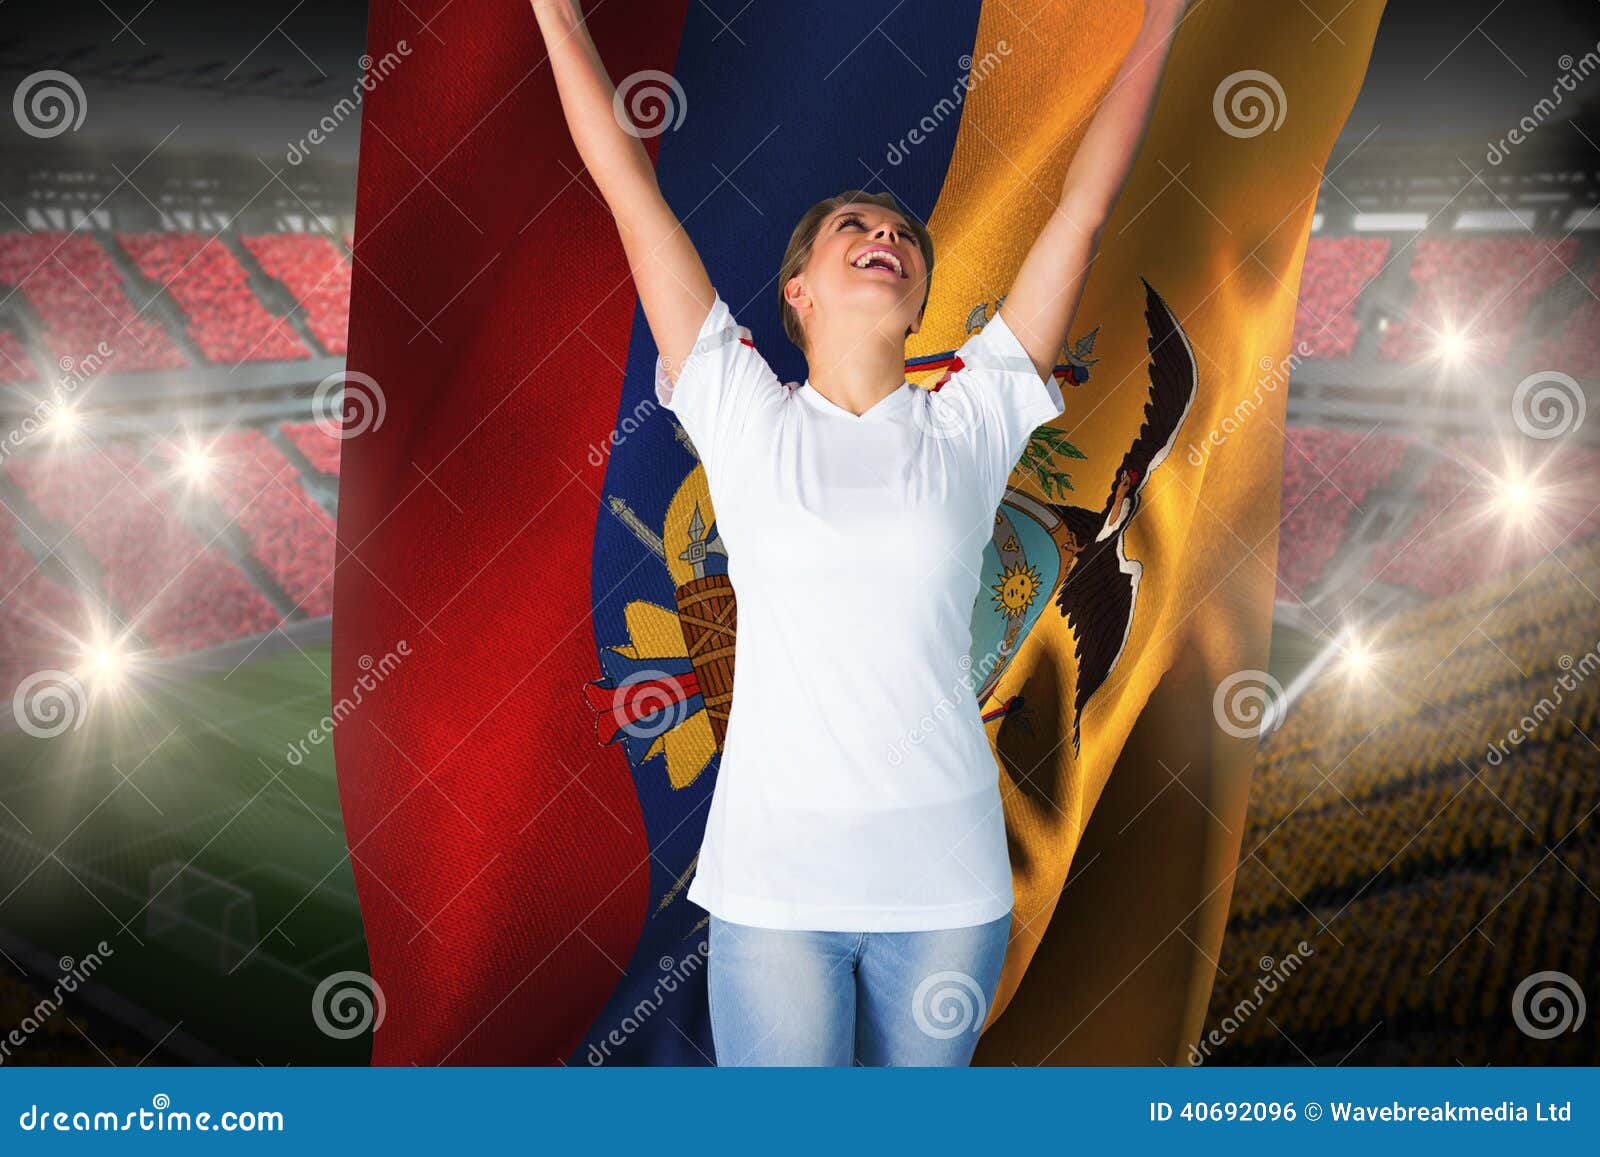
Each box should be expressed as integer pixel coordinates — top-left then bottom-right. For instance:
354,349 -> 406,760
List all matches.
706,911 -> 1012,1066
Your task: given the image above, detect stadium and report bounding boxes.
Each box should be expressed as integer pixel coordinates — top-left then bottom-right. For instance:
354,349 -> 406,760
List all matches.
0,1 -> 1597,1067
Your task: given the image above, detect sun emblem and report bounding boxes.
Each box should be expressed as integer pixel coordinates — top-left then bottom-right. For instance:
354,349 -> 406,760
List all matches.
990,560 -> 1042,619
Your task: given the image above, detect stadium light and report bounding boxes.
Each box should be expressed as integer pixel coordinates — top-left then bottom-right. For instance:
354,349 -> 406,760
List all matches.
79,637 -> 135,691
1434,325 -> 1473,365
177,442 -> 215,485
1334,630 -> 1378,681
1497,475 -> 1541,519
44,402 -> 81,442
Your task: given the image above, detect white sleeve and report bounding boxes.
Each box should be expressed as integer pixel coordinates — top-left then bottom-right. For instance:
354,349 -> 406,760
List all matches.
931,308 -> 1066,506
653,291 -> 789,482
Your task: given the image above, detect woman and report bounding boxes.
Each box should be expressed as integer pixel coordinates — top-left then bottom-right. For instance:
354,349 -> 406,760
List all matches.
532,0 -> 1185,1065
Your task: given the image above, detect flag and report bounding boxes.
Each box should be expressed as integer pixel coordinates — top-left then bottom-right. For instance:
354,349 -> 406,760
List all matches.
337,0 -> 1385,1065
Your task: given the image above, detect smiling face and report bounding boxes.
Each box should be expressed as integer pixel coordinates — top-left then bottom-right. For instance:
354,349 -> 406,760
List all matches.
781,200 -> 932,353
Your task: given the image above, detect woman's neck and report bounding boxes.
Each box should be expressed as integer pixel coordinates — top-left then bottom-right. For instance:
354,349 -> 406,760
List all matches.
804,321 -> 907,417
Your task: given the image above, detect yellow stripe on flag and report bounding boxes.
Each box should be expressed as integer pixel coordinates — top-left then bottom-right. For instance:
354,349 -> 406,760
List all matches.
909,0 -> 1387,1063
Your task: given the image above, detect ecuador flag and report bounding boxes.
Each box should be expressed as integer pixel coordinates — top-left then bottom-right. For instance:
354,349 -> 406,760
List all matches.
335,0 -> 1385,1064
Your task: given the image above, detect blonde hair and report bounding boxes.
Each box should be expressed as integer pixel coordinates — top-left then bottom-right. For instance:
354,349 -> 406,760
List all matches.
777,189 -> 935,354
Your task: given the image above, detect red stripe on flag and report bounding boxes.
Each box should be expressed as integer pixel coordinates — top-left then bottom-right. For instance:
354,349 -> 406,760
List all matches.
334,0 -> 690,1064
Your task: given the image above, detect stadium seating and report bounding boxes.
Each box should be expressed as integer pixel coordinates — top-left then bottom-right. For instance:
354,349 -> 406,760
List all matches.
1277,425 -> 1410,601
280,420 -> 342,477
1363,436 -> 1600,596
12,184 -> 1599,1071
1250,535 -> 1600,821
1290,236 -> 1390,357
1209,842 -> 1596,1064
1526,264 -> 1600,381
0,329 -> 36,382
117,233 -> 309,365
0,503 -> 86,701
7,447 -> 282,651
182,429 -> 336,616
0,232 -> 185,373
241,233 -> 351,355
1205,531 -> 1600,1064
0,971 -> 151,1065
1378,236 -> 1578,365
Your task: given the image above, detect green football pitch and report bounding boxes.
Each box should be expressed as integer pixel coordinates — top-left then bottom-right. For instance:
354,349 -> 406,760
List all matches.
0,643 -> 371,1065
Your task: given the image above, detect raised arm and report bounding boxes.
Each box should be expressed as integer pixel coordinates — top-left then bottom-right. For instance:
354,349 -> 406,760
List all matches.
999,0 -> 1187,380
531,0 -> 715,382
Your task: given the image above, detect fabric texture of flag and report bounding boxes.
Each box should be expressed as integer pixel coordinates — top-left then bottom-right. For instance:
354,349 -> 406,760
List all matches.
336,0 -> 1385,1065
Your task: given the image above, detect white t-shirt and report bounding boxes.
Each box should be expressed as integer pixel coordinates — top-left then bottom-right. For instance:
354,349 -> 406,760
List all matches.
654,290 -> 1066,932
